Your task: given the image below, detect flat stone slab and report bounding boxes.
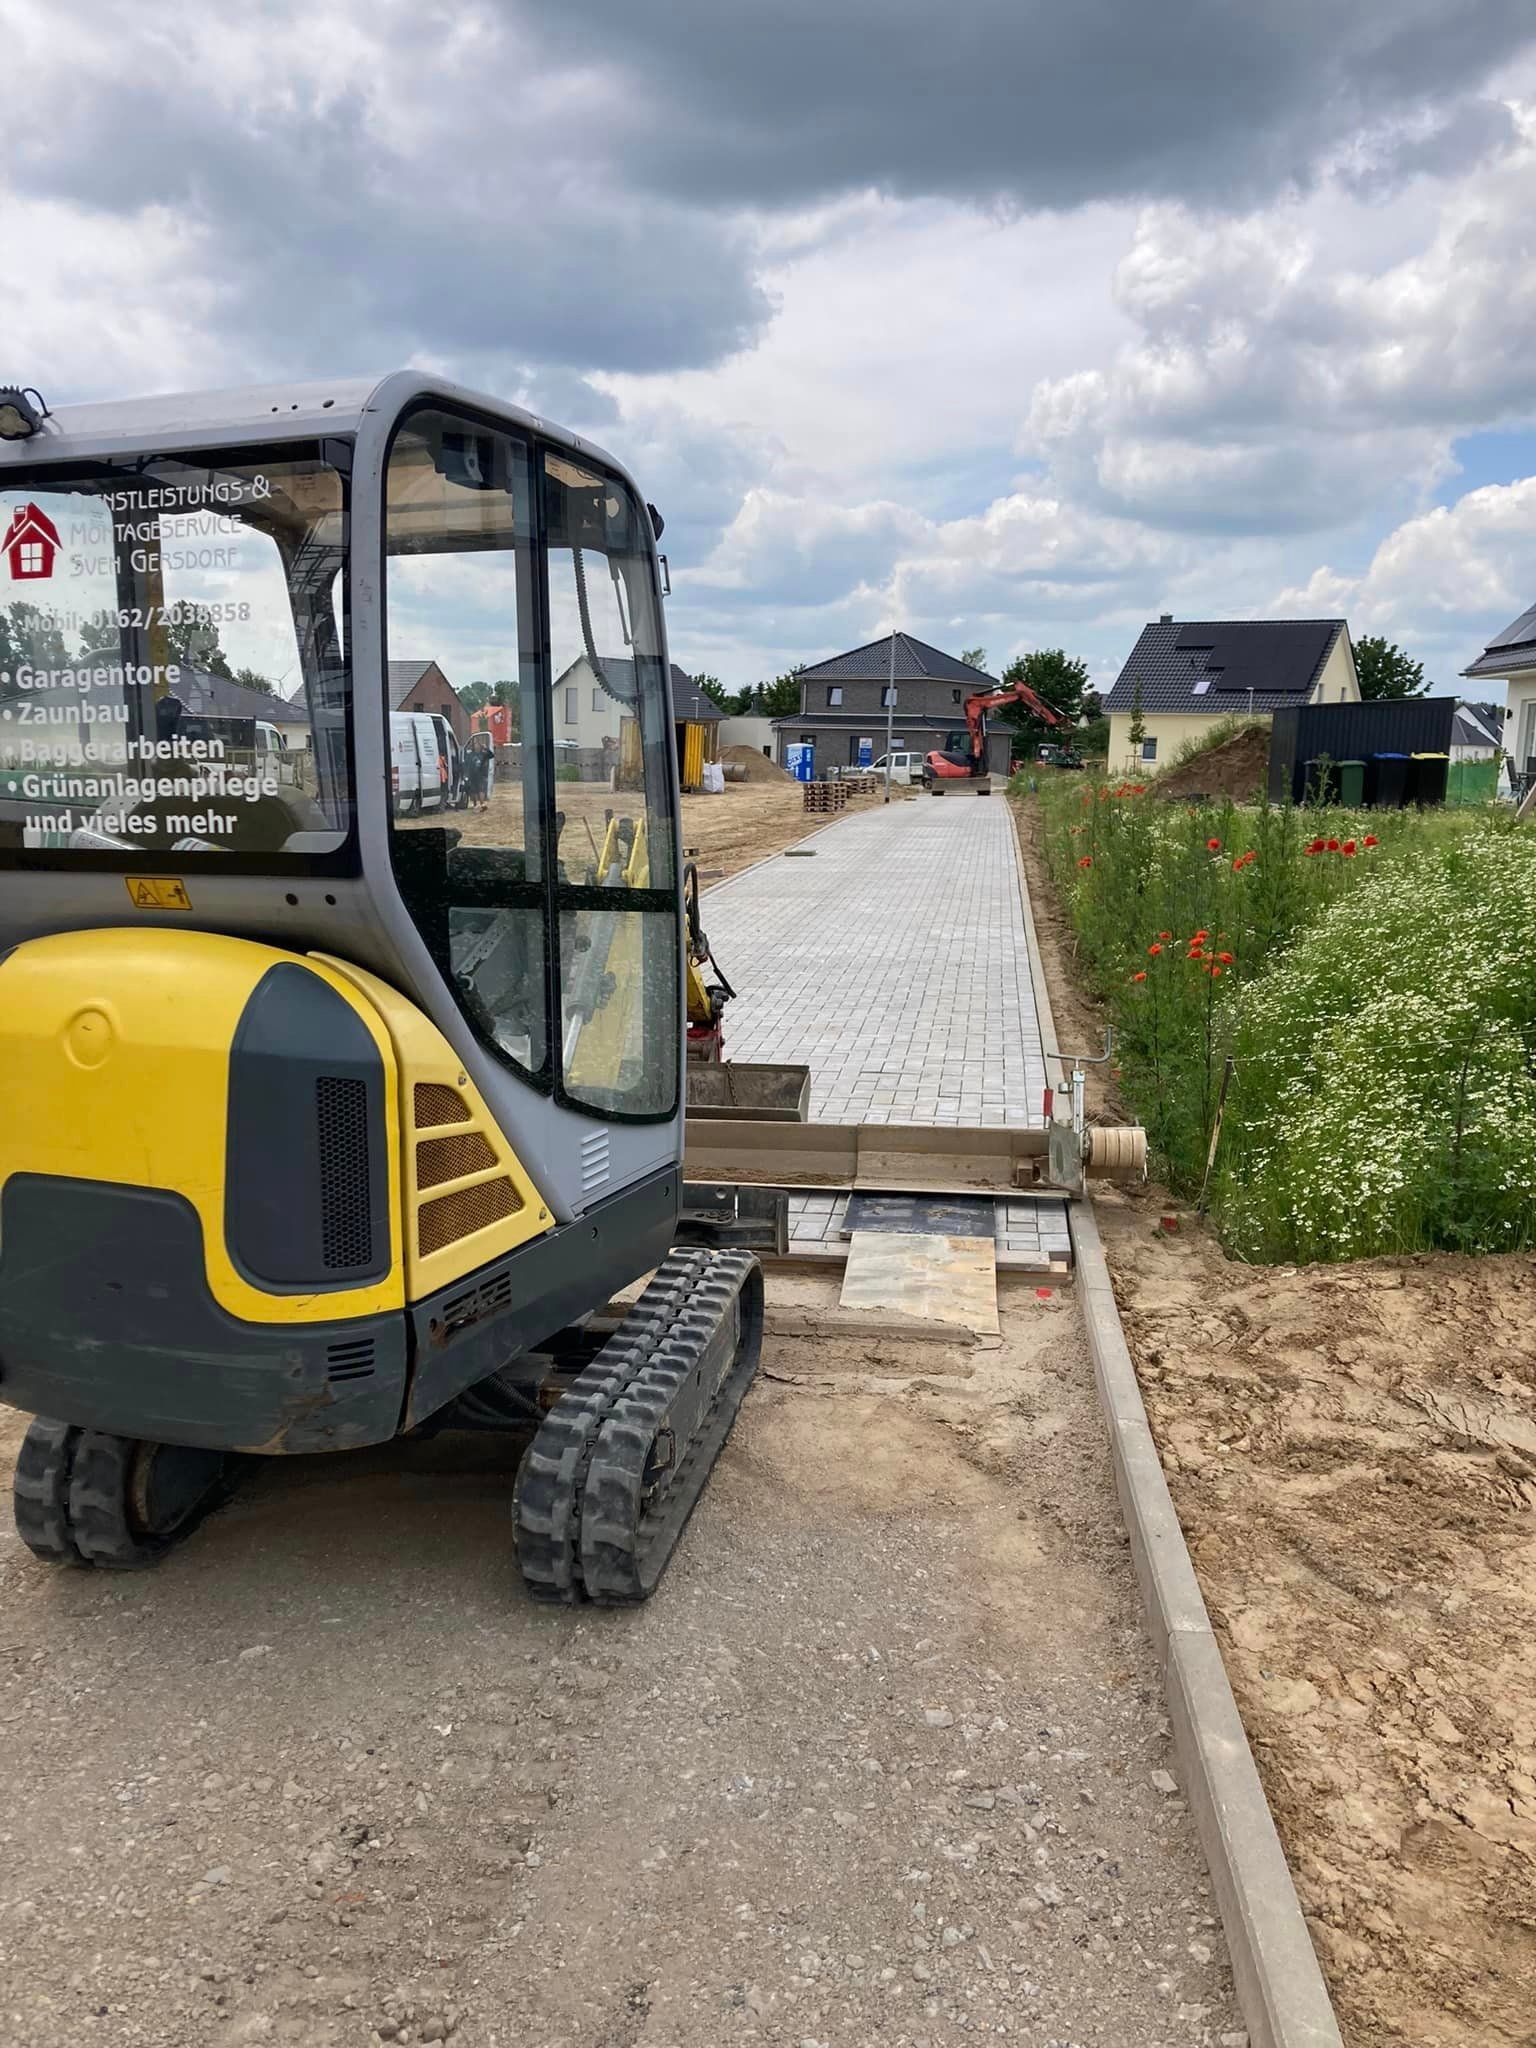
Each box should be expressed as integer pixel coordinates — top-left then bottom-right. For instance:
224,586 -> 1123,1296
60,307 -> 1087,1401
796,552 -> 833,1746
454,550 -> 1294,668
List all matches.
840,1229 -> 1000,1333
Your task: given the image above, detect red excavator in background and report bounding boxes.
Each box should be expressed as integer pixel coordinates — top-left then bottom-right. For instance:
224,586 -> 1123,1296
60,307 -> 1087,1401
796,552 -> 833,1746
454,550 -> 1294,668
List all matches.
923,677 -> 1067,792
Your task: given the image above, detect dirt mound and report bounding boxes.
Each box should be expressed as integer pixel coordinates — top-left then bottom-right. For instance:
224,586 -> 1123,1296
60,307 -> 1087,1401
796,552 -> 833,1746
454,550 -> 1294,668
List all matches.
1155,721 -> 1271,801
720,742 -> 791,784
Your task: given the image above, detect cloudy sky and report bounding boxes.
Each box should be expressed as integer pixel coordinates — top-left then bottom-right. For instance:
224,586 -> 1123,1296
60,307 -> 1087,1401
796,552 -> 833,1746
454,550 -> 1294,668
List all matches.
10,0 -> 1536,695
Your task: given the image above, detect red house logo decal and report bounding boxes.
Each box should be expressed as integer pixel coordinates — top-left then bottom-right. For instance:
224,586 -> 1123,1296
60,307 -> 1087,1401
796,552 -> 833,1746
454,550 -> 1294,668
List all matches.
2,503 -> 61,581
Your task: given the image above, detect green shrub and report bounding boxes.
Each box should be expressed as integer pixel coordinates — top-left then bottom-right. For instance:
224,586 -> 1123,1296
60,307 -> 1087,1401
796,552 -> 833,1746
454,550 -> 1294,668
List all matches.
554,763 -> 581,783
1220,830 -> 1536,1261
1033,779 -> 1533,1260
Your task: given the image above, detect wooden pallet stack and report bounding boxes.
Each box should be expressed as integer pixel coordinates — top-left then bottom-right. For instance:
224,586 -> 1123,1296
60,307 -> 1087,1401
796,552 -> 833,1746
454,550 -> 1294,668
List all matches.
802,779 -> 851,814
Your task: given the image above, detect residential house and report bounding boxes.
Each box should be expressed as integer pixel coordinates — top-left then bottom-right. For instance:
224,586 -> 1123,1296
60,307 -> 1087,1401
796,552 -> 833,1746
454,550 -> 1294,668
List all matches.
1103,617 -> 1359,774
1462,601 -> 1536,793
389,658 -> 470,743
769,634 -> 1008,776
174,666 -> 312,741
552,656 -> 721,783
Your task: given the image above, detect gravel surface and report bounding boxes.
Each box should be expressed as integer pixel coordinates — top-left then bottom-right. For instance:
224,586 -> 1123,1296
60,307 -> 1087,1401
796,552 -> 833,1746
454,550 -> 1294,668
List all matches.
0,1274 -> 1243,2048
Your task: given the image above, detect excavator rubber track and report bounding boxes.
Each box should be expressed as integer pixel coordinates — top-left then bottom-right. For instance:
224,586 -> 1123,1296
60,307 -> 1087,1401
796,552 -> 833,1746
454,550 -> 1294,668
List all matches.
513,1246 -> 764,1605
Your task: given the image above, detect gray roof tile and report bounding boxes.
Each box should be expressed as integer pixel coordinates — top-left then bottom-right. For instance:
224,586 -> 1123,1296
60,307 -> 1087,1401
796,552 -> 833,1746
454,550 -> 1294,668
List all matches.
1103,619 -> 1345,714
797,632 -> 997,685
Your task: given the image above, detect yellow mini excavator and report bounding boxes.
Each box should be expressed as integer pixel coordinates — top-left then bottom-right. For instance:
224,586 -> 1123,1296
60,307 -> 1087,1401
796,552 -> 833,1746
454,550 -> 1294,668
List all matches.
0,373 -> 763,1601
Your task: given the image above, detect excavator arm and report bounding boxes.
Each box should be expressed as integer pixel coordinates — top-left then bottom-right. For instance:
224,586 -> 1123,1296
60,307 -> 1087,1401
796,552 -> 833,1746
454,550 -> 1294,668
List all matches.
927,677 -> 1068,781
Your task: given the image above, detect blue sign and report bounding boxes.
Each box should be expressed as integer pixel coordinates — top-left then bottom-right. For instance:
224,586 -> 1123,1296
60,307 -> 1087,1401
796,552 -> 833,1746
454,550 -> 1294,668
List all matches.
857,736 -> 873,767
786,743 -> 814,783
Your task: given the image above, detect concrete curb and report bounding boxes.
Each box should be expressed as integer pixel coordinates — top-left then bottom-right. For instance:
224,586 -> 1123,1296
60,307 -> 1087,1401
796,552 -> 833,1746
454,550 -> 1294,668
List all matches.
1010,806 -> 1343,2048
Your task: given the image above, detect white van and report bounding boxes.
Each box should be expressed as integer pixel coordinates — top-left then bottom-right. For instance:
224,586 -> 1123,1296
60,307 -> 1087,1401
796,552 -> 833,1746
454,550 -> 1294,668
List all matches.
870,749 -> 925,785
391,711 -> 463,814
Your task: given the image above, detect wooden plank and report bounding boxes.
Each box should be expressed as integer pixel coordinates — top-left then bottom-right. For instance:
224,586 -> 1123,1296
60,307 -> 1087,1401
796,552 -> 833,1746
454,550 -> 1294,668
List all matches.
838,1231 -> 999,1334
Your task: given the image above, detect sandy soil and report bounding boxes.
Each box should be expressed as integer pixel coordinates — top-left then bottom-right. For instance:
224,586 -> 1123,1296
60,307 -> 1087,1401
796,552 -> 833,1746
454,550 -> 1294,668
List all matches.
414,781 -> 867,884
1151,726 -> 1270,805
1014,794 -> 1536,2048
0,1274 -> 1243,2048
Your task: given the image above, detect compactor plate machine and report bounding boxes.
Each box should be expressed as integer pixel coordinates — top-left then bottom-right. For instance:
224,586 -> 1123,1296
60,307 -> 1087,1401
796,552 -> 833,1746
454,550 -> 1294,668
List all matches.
0,372 -> 770,1601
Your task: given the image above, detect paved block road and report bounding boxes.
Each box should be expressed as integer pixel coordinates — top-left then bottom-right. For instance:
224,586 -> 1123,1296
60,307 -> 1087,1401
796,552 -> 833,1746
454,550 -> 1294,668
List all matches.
703,794 -> 1049,1126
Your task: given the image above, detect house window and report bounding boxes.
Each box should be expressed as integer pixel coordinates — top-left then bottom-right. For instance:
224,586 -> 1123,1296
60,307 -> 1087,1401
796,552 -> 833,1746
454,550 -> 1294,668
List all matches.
19,542 -> 42,575
827,686 -> 842,706
1140,737 -> 1158,763
411,699 -> 425,711
591,687 -> 604,712
564,687 -> 577,723
952,688 -> 962,703
799,733 -> 813,744
881,685 -> 895,708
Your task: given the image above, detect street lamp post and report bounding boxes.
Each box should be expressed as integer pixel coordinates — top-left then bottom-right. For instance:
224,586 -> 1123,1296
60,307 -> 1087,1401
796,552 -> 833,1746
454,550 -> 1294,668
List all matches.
883,629 -> 896,804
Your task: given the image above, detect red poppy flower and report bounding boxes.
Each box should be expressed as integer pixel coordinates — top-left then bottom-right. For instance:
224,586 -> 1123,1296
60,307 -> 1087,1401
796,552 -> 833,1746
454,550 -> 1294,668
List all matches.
1210,964 -> 1223,977
1232,857 -> 1245,872
1148,942 -> 1163,956
1158,930 -> 1172,940
1217,951 -> 1234,964
1206,837 -> 1221,851
1326,838 -> 1340,852
1194,929 -> 1209,942
1077,855 -> 1092,868
1305,839 -> 1324,855
1342,839 -> 1357,855
1131,970 -> 1147,983
1188,946 -> 1206,961
1363,834 -> 1378,848
1133,784 -> 1147,794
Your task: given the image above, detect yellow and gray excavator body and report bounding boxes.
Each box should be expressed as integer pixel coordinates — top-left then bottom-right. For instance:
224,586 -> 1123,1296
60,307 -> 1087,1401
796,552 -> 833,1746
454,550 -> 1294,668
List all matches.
0,374 -> 761,1594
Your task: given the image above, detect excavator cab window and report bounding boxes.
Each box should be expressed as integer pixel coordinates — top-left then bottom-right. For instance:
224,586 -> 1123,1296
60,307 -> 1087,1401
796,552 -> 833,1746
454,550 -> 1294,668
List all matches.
0,449 -> 351,863
383,409 -> 678,1122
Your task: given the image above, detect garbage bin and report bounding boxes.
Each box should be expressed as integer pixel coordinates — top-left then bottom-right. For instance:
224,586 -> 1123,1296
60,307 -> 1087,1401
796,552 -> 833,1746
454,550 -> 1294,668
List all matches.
1301,756 -> 1333,802
1370,753 -> 1409,808
1407,753 -> 1449,806
1337,759 -> 1366,808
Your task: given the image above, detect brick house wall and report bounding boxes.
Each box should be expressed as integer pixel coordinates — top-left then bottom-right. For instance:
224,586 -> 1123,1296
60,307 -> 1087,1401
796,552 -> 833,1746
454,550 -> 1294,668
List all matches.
395,661 -> 470,743
802,675 -> 974,721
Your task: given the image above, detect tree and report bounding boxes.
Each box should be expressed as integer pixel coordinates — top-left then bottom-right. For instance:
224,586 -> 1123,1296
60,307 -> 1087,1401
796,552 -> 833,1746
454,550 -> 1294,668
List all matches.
692,672 -> 732,711
232,666 -> 275,696
77,611 -> 120,658
1354,634 -> 1427,700
1128,677 -> 1147,763
756,671 -> 804,719
997,648 -> 1091,751
960,645 -> 988,673
4,602 -> 69,672
459,680 -> 495,714
164,603 -> 234,680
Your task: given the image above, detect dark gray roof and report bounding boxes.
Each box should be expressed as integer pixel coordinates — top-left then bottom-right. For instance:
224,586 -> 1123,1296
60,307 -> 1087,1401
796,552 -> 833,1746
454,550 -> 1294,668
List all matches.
554,655 -> 721,721
1103,619 -> 1346,714
177,666 -> 308,724
1452,703 -> 1503,749
797,632 -> 998,686
1462,601 -> 1536,679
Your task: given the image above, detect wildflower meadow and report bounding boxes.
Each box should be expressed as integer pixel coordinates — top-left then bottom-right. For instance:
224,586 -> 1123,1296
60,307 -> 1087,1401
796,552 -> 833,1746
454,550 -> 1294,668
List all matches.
1032,777 -> 1536,1263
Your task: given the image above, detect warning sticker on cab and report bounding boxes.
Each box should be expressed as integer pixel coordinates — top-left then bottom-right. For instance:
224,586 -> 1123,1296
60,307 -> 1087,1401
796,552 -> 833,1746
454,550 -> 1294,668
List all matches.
125,876 -> 192,911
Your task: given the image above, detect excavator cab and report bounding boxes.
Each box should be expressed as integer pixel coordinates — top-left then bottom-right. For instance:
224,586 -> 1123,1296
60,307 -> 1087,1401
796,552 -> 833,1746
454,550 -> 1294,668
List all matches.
0,374 -> 761,1599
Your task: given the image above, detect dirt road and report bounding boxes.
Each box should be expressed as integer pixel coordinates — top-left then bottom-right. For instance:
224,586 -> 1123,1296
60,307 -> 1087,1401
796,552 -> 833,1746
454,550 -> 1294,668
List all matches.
1015,792 -> 1536,2048
0,1275 -> 1242,2048
437,781 -> 875,884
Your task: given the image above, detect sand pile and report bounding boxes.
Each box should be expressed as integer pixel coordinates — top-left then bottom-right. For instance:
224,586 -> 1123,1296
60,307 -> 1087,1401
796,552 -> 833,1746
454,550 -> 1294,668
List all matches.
720,744 -> 792,784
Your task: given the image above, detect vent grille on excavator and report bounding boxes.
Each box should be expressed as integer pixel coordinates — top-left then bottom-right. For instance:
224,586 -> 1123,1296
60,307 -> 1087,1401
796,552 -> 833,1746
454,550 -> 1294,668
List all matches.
416,1130 -> 497,1189
418,1178 -> 520,1256
316,1076 -> 373,1269
414,1082 -> 472,1128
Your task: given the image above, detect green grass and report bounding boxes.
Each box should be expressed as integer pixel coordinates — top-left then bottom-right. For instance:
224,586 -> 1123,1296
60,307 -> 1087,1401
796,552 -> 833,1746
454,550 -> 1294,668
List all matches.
1033,780 -> 1535,1263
